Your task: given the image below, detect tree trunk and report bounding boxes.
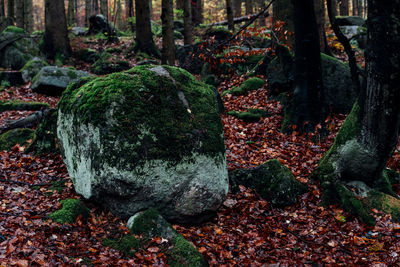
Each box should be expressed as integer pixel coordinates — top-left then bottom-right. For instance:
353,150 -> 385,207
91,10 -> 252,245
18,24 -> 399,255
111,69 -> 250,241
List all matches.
314,0 -> 330,54
134,0 -> 159,57
92,0 -> 99,14
352,0 -> 358,15
282,0 -> 324,132
15,0 -> 23,28
43,0 -> 71,59
328,0 -> 338,17
115,0 -> 122,29
85,0 -> 91,26
257,0 -> 266,26
226,0 -> 234,31
67,0 -> 75,26
339,0 -> 349,15
161,0 -> 174,65
23,0 -> 32,33
125,0 -> 133,18
7,0 -> 14,20
100,0 -> 108,19
273,0 -> 295,47
183,0 -> 192,45
0,0 -> 5,18
197,0 -> 203,24
233,0 -> 242,18
245,0 -> 253,15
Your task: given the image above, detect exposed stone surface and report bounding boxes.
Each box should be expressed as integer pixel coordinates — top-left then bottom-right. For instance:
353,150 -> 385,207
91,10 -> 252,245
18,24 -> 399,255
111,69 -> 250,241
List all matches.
20,57 -> 49,82
57,65 -> 228,223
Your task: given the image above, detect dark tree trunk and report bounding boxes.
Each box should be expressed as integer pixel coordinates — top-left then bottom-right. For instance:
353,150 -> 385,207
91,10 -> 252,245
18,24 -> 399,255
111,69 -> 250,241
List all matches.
43,0 -> 71,59
191,0 -> 203,25
245,0 -> 253,14
233,0 -> 241,17
115,0 -> 123,29
226,0 -> 234,31
257,0 -> 266,26
183,0 -> 192,45
68,0 -> 75,26
0,0 -> 5,18
273,0 -> 295,47
15,0 -> 23,28
161,0 -> 174,65
134,0 -> 159,57
352,0 -> 358,15
85,0 -> 91,26
338,0 -> 400,184
197,0 -> 203,24
23,0 -> 32,32
7,0 -> 14,20
314,0 -> 331,55
100,0 -> 108,19
92,0 -> 99,14
126,0 -> 134,18
282,0 -> 325,132
339,0 -> 349,15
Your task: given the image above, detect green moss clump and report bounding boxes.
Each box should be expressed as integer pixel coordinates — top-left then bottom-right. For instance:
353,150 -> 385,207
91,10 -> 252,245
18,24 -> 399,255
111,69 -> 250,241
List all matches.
58,65 -> 225,168
129,208 -> 161,236
0,128 -> 35,151
49,199 -> 90,224
102,235 -> 140,256
67,70 -> 78,79
228,108 -> 270,122
91,52 -> 130,75
366,190 -> 400,222
222,77 -> 265,96
0,100 -> 49,112
168,235 -> 208,267
3,26 -> 25,34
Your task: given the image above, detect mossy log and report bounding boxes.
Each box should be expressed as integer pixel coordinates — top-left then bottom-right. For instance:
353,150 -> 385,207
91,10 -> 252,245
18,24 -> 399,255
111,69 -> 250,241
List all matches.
0,100 -> 49,112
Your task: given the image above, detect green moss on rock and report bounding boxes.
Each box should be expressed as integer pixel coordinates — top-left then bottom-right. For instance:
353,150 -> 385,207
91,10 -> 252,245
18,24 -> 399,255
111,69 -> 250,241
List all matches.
227,109 -> 270,122
0,128 -> 35,151
3,26 -> 25,34
222,77 -> 265,96
229,159 -> 307,207
0,100 -> 49,112
365,190 -> 400,222
102,235 -> 140,256
91,52 -> 131,75
49,199 -> 89,224
168,235 -> 208,267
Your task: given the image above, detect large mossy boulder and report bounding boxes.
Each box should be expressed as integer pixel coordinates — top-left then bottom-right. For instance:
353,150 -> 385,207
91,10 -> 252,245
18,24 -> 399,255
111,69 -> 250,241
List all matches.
0,26 -> 40,70
32,66 -> 93,96
266,52 -> 356,113
57,65 -> 228,223
20,57 -> 49,82
229,159 -> 307,207
0,128 -> 35,151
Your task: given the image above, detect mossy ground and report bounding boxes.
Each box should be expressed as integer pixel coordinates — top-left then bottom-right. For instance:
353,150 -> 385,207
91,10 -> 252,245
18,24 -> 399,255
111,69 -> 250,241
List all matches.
222,77 -> 265,96
227,109 -> 270,122
0,100 -> 49,112
58,65 -> 225,168
3,26 -> 25,34
102,235 -> 140,257
0,128 -> 35,151
49,199 -> 90,224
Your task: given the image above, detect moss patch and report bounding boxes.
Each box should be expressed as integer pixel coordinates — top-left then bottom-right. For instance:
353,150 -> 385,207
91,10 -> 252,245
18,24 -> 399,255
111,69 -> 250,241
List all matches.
58,65 -> 225,168
222,77 -> 265,96
0,100 -> 49,112
49,199 -> 90,224
0,128 -> 34,151
102,235 -> 140,256
366,190 -> 400,222
168,235 -> 208,267
3,26 -> 25,34
227,108 -> 270,122
91,52 -> 130,75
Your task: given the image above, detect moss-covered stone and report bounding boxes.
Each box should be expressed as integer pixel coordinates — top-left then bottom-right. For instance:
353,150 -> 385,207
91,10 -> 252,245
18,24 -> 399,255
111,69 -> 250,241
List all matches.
222,77 -> 265,96
57,65 -> 228,222
25,109 -> 59,155
49,199 -> 90,224
365,190 -> 400,222
204,26 -> 232,41
91,52 -> 130,75
229,159 -> 308,207
3,26 -> 25,34
0,100 -> 49,112
128,209 -> 208,266
20,57 -> 49,82
0,128 -> 35,151
102,235 -> 140,256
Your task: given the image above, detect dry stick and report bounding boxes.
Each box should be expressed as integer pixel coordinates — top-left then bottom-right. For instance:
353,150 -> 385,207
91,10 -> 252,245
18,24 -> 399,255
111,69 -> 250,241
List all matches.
326,0 -> 362,95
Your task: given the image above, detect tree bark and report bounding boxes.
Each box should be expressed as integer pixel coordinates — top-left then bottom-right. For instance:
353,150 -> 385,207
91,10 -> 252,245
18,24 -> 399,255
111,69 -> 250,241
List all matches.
85,0 -> 91,26
23,0 -> 32,32
92,0 -> 99,14
183,0 -> 192,45
314,0 -> 330,55
7,0 -> 14,20
257,0 -> 266,26
43,0 -> 71,59
233,0 -> 242,18
0,0 -> 5,18
67,0 -> 75,26
352,0 -> 358,15
273,0 -> 295,47
15,0 -> 23,28
226,0 -> 234,31
197,0 -> 203,24
100,0 -> 108,19
125,0 -> 133,18
282,0 -> 325,132
134,0 -> 159,57
161,0 -> 174,65
245,0 -> 253,15
339,0 -> 349,16
115,0 -> 123,29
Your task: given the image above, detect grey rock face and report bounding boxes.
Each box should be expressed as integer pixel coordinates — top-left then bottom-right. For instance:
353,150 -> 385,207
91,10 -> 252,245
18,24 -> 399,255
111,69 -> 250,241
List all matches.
20,57 -> 49,82
57,65 -> 228,223
32,66 -> 93,96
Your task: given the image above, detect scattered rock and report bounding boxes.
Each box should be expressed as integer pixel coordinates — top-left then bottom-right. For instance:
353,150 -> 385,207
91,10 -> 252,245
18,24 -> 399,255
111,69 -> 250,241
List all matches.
222,77 -> 265,96
49,199 -> 90,224
57,65 -> 228,223
75,48 -> 100,64
0,128 -> 35,151
91,52 -> 130,75
88,14 -> 116,36
20,57 -> 49,82
71,27 -> 88,36
32,66 -> 93,96
229,159 -> 308,207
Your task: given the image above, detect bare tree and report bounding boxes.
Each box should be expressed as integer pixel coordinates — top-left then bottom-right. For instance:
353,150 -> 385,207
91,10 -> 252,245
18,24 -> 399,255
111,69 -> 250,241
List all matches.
183,0 -> 192,45
134,0 -> 159,57
226,0 -> 234,31
161,0 -> 174,65
100,0 -> 108,19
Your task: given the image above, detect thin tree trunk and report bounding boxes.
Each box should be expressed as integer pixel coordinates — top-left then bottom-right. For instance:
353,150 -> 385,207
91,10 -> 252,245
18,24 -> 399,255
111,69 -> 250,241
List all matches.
339,0 -> 349,16
100,0 -> 108,19
257,0 -> 266,26
134,0 -> 159,57
245,0 -> 253,15
15,0 -> 23,28
197,0 -> 203,24
0,0 -> 5,18
116,0 -> 122,29
233,0 -> 241,17
43,0 -> 71,59
273,0 -> 295,47
161,0 -> 174,65
23,0 -> 32,32
314,0 -> 331,55
92,0 -> 99,14
282,0 -> 324,132
125,0 -> 133,18
176,0 -> 183,10
226,0 -> 234,31
85,0 -> 91,26
352,0 -> 358,15
7,0 -> 14,20
183,0 -> 192,45
68,0 -> 75,26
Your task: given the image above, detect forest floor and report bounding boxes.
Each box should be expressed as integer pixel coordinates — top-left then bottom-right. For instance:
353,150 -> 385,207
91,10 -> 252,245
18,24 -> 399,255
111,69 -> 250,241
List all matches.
1,37 -> 400,266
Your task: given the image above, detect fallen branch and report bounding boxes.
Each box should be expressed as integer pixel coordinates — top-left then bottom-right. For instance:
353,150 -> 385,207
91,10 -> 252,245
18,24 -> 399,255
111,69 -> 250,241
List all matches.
0,108 -> 54,134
